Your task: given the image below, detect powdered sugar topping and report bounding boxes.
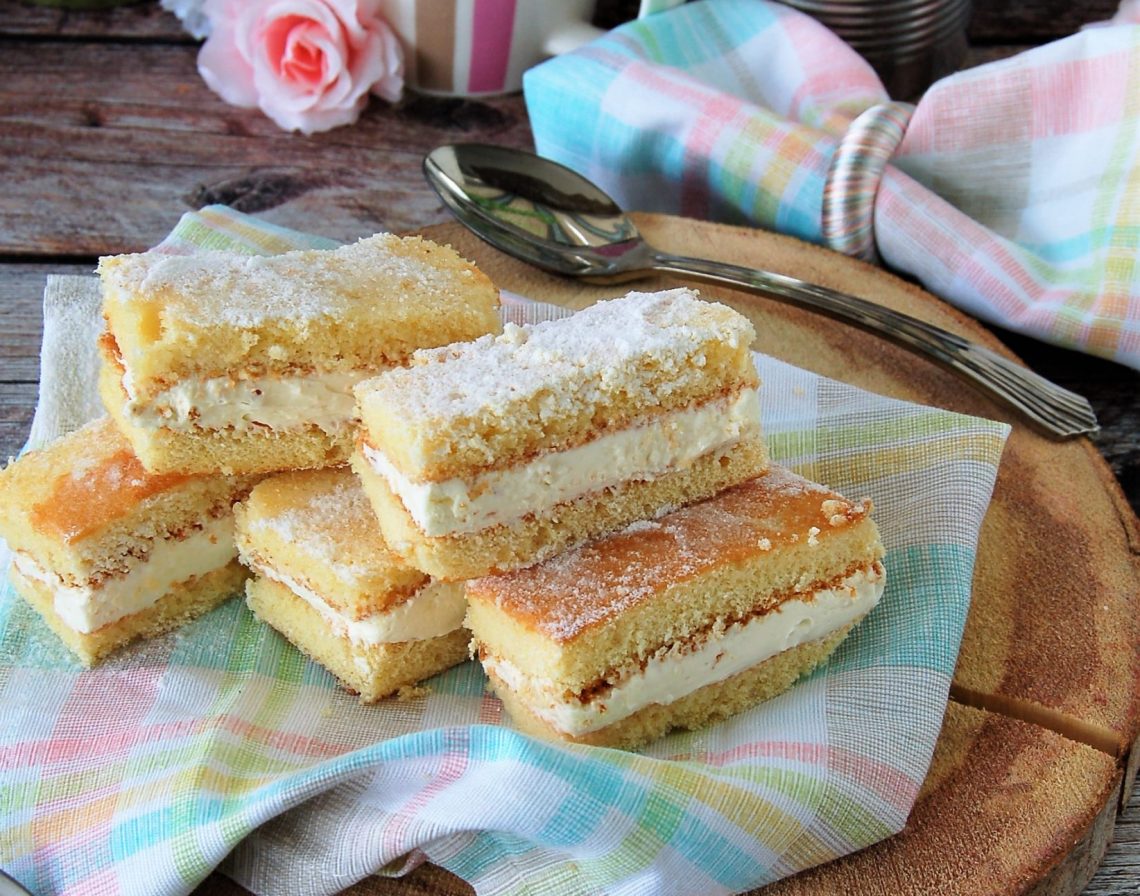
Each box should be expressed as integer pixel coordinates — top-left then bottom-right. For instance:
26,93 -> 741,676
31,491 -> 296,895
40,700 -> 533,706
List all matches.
250,478 -> 395,581
358,289 -> 754,422
100,234 -> 473,327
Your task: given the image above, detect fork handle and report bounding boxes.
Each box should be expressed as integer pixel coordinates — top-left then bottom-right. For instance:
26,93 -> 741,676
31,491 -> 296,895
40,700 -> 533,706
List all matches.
650,251 -> 1098,438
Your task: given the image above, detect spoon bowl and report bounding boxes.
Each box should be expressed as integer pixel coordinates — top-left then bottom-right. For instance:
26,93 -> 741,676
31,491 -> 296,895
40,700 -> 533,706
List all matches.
0,870 -> 33,896
423,142 -> 1098,439
424,142 -> 653,282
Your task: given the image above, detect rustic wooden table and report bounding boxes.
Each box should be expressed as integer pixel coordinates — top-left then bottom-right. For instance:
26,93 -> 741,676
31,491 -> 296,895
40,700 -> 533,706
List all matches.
1,2 -> 1136,895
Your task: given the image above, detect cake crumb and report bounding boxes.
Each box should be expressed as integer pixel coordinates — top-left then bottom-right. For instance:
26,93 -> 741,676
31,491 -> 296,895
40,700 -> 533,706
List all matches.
807,526 -> 820,546
821,499 -> 847,524
757,537 -> 772,551
397,683 -> 431,700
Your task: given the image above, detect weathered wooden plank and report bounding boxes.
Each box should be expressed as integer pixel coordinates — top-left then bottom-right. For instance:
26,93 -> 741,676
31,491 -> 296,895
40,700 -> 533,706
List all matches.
998,329 -> 1140,518
0,41 -> 533,255
1090,778 -> 1140,896
0,380 -> 37,459
0,0 -> 189,40
0,264 -> 58,459
0,264 -> 54,382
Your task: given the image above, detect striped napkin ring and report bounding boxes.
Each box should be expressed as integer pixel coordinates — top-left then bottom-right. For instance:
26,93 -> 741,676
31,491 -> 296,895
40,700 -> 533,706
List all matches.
822,101 -> 916,263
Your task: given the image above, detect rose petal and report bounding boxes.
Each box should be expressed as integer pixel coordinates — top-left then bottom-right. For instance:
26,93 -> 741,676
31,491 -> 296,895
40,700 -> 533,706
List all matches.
262,0 -> 349,49
259,32 -> 346,104
197,19 -> 260,107
278,19 -> 333,89
261,3 -> 352,84
336,31 -> 384,102
262,92 -> 367,133
317,0 -> 377,45
368,24 -> 404,103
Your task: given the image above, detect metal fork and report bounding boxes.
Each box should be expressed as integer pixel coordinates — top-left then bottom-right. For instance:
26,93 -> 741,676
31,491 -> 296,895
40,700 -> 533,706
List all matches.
659,255 -> 1100,438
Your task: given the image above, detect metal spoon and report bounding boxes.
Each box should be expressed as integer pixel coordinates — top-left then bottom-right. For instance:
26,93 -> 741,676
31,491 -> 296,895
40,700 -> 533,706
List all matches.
0,869 -> 34,896
424,141 -> 1098,437
423,142 -> 1098,438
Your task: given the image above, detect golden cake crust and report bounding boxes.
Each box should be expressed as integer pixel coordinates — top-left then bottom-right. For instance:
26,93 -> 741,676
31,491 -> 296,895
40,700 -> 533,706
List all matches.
9,558 -> 247,667
467,465 -> 878,642
353,436 -> 769,581
245,576 -> 470,703
0,418 -> 190,544
0,416 -> 257,582
98,234 -> 501,395
235,468 -> 428,617
354,289 -> 759,482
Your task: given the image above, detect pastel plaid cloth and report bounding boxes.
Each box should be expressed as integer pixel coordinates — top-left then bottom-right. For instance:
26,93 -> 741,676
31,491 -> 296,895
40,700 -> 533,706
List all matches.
0,208 -> 1008,896
523,0 -> 1140,370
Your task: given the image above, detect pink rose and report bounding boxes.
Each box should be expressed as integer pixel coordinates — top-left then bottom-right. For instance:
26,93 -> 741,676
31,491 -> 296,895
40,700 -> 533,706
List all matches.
198,0 -> 404,134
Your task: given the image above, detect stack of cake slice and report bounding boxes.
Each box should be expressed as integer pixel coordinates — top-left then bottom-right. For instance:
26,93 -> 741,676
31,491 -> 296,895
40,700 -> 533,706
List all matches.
351,287 -> 886,748
3,228 -> 885,744
2,233 -> 501,674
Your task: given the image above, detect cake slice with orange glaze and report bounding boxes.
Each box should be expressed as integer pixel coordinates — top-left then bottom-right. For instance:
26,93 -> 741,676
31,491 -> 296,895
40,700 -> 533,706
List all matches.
0,417 -> 258,665
465,465 -> 886,750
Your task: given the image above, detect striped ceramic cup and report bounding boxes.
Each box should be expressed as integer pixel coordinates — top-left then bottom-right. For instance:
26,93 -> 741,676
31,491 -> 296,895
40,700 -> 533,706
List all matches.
377,0 -> 682,97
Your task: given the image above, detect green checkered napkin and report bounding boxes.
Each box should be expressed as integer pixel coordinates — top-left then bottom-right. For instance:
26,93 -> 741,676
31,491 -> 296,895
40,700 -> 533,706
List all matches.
0,207 -> 1008,896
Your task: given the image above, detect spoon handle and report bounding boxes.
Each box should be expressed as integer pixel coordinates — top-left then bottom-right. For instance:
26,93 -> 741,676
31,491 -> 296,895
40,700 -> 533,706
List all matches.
649,251 -> 1098,438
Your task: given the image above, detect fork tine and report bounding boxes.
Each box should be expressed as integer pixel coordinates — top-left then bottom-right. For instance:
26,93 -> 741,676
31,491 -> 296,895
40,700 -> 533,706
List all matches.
960,347 -> 1099,434
955,349 -> 1098,436
645,253 -> 1100,438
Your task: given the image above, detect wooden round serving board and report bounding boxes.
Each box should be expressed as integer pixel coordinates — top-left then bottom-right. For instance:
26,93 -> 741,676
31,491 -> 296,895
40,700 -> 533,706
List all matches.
201,215 -> 1140,896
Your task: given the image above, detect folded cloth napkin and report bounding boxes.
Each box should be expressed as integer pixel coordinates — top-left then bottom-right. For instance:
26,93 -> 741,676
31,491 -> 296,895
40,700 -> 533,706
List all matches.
0,207 -> 1008,896
523,0 -> 1140,371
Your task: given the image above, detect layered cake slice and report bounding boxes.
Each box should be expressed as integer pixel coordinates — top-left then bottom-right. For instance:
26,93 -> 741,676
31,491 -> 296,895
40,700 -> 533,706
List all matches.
465,466 -> 886,750
98,234 -> 500,475
0,417 -> 256,666
352,288 -> 768,580
235,468 -> 469,702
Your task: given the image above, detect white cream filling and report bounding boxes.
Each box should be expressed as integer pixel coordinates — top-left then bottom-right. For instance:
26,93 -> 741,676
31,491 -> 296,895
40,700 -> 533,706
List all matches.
482,565 -> 885,736
365,388 -> 761,537
122,367 -> 363,433
257,565 -> 467,646
13,517 -> 236,634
